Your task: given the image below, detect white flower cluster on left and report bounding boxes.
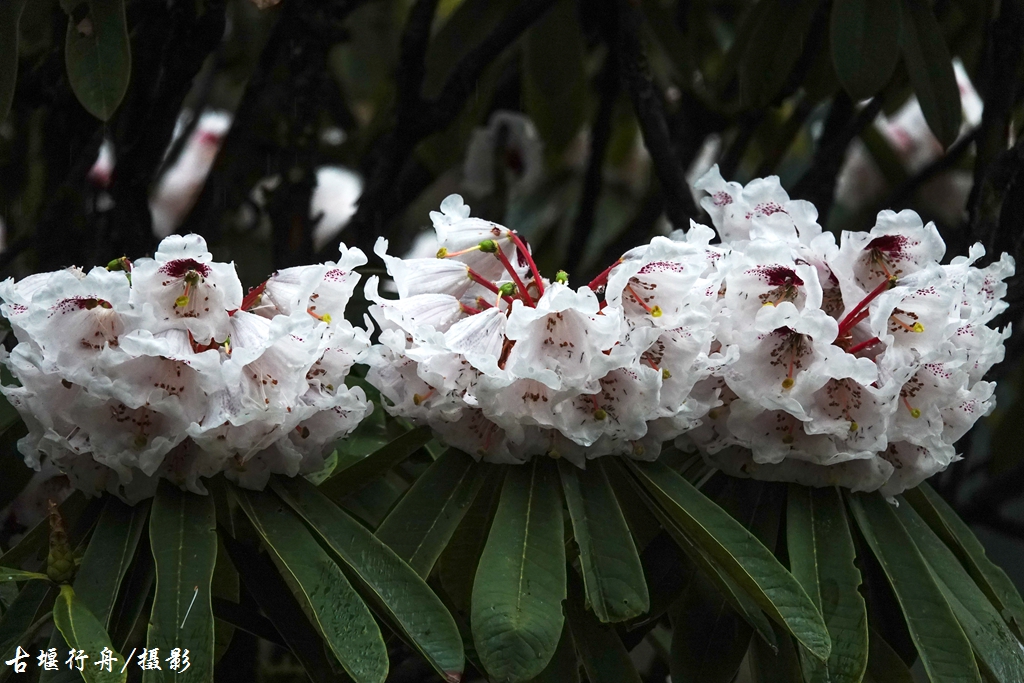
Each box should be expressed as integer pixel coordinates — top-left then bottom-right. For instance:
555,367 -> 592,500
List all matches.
0,234 -> 371,501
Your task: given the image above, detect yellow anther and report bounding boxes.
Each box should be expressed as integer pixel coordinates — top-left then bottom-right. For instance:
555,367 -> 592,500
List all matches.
910,408 -> 921,419
133,434 -> 148,448
413,393 -> 425,406
174,295 -> 190,308
548,449 -> 561,460
782,434 -> 795,444
436,247 -> 448,258
849,421 -> 859,432
593,408 -> 607,421
650,306 -> 663,318
662,369 -> 671,380
912,322 -> 924,333
781,377 -> 795,389
708,409 -> 720,420
763,301 -> 775,307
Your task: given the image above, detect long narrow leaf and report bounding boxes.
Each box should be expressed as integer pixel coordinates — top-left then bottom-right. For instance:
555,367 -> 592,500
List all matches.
233,487 -> 388,683
527,623 -> 579,683
847,493 -> 981,683
668,569 -> 752,683
319,425 -> 432,501
0,581 -> 56,667
220,533 -> 337,683
628,460 -> 830,660
52,585 -> 125,683
565,575 -> 641,683
905,484 -> 1024,638
0,568 -> 49,582
866,627 -> 915,683
787,486 -> 868,683
438,468 -> 504,614
471,459 -> 566,682
272,476 -> 464,681
830,0 -> 902,99
900,0 -> 961,147
42,497 -> 148,683
615,462 -> 778,650
894,500 -> 1024,682
559,460 -> 648,623
375,448 -> 487,578
146,482 -> 217,683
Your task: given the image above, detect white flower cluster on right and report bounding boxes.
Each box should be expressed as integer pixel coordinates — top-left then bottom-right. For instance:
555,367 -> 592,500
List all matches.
682,167 -> 1013,497
368,166 -> 1014,497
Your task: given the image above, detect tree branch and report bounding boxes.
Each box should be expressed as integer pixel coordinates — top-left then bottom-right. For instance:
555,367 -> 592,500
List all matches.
567,44 -> 620,275
615,0 -> 698,230
968,0 -> 1024,254
105,0 -> 227,260
791,92 -> 881,223
347,0 -> 557,251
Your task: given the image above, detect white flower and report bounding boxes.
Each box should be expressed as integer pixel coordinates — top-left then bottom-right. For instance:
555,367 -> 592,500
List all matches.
130,234 -> 243,344
694,165 -> 822,245
0,235 -> 372,501
365,197 -> 719,466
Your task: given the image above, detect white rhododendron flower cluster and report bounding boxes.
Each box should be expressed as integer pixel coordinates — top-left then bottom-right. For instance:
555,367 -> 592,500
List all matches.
368,167 -> 1013,496
0,235 -> 371,501
682,166 -> 1013,496
365,195 -> 722,466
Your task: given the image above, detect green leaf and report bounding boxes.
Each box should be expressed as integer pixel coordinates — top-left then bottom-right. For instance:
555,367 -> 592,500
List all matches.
523,0 -> 587,158
893,500 -> 1024,682
375,448 -> 488,578
847,492 -> 981,683
865,627 -> 915,683
52,585 -> 125,683
438,467 -> 504,614
830,0 -> 902,100
219,534 -> 338,683
899,0 -> 961,147
146,482 -> 217,683
558,460 -> 648,623
75,498 -> 149,626
565,575 -> 641,683
787,486 -> 868,683
526,623 -> 579,683
233,487 -> 388,683
471,460 -> 566,682
107,542 -> 153,654
668,569 -> 753,683
0,568 -> 49,582
0,580 -> 56,666
749,622 -> 803,683
739,0 -> 821,107
41,497 -> 149,683
210,538 -> 238,663
319,425 -> 432,502
904,484 -> 1024,637
0,0 -> 28,124
627,461 -> 830,660
272,476 -> 465,681
63,0 -> 130,120
614,462 -> 777,650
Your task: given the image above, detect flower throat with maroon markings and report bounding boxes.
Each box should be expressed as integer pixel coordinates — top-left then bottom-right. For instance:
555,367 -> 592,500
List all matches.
367,165 -> 1013,497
